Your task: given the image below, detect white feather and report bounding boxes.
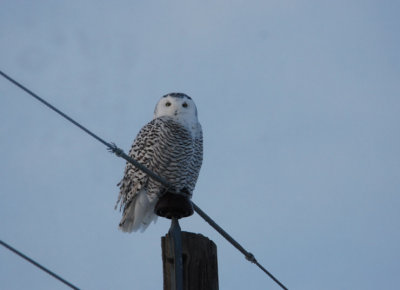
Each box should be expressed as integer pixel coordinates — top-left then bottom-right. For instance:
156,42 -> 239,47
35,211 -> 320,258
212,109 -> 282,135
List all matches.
119,189 -> 157,232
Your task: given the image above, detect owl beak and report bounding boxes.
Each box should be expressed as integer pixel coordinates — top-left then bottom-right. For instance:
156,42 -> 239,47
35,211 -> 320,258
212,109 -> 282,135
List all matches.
174,110 -> 178,116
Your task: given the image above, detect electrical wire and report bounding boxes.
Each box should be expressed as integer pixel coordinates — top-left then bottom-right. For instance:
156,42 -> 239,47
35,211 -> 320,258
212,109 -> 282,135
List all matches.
0,240 -> 80,290
193,204 -> 288,290
0,69 -> 288,290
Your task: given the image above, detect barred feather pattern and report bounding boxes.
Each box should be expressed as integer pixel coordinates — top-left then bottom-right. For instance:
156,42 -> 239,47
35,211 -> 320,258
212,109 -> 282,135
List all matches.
116,116 -> 203,232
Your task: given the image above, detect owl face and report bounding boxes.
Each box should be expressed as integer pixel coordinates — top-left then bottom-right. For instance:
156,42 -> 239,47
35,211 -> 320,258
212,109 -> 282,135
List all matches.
154,93 -> 198,120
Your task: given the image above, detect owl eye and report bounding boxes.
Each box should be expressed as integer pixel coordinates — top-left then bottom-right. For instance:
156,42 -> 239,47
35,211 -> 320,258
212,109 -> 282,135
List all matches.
182,102 -> 188,108
165,102 -> 171,107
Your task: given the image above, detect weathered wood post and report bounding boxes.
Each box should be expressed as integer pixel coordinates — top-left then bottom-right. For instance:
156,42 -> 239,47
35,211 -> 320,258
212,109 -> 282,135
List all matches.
155,192 -> 219,290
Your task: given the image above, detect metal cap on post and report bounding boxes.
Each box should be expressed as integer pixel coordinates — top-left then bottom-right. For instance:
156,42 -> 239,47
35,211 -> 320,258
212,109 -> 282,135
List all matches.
155,191 -> 193,219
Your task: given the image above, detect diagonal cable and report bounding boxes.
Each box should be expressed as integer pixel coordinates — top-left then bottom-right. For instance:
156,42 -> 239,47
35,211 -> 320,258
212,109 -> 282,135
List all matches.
0,70 -> 169,188
193,204 -> 288,289
0,69 -> 288,290
0,240 -> 80,290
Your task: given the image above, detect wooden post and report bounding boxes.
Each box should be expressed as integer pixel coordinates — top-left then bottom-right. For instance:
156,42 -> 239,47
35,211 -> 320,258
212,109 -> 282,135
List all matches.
156,192 -> 218,290
161,231 -> 219,290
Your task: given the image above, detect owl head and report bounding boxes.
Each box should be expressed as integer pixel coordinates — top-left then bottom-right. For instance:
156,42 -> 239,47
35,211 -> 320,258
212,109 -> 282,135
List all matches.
154,93 -> 199,122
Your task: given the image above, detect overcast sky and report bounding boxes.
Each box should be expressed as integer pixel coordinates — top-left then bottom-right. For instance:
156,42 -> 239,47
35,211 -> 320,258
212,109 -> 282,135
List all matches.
1,1 -> 399,289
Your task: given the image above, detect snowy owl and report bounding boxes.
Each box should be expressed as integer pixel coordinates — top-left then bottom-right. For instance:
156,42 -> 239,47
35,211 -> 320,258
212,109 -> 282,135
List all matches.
115,93 -> 203,232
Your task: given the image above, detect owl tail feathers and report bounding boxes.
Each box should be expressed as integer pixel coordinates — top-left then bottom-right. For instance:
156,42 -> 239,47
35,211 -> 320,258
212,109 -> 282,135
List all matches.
119,191 -> 158,233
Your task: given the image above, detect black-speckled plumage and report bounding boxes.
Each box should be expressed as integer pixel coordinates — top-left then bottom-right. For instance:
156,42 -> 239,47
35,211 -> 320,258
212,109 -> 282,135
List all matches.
116,94 -> 203,232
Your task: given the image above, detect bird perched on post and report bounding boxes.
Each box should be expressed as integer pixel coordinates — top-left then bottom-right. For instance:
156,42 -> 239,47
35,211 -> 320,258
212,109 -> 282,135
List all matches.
115,93 -> 203,232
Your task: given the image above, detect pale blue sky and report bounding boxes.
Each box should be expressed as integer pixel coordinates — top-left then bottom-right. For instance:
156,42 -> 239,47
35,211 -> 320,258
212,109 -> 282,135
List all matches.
1,1 -> 399,289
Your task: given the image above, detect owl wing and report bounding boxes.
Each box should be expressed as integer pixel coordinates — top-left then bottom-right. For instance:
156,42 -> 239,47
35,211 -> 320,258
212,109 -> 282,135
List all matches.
116,118 -> 164,212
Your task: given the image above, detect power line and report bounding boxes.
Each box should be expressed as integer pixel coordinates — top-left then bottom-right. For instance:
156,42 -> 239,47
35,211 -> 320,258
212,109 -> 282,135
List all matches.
0,69 -> 288,290
0,240 -> 80,290
193,204 -> 288,290
0,70 -> 169,189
